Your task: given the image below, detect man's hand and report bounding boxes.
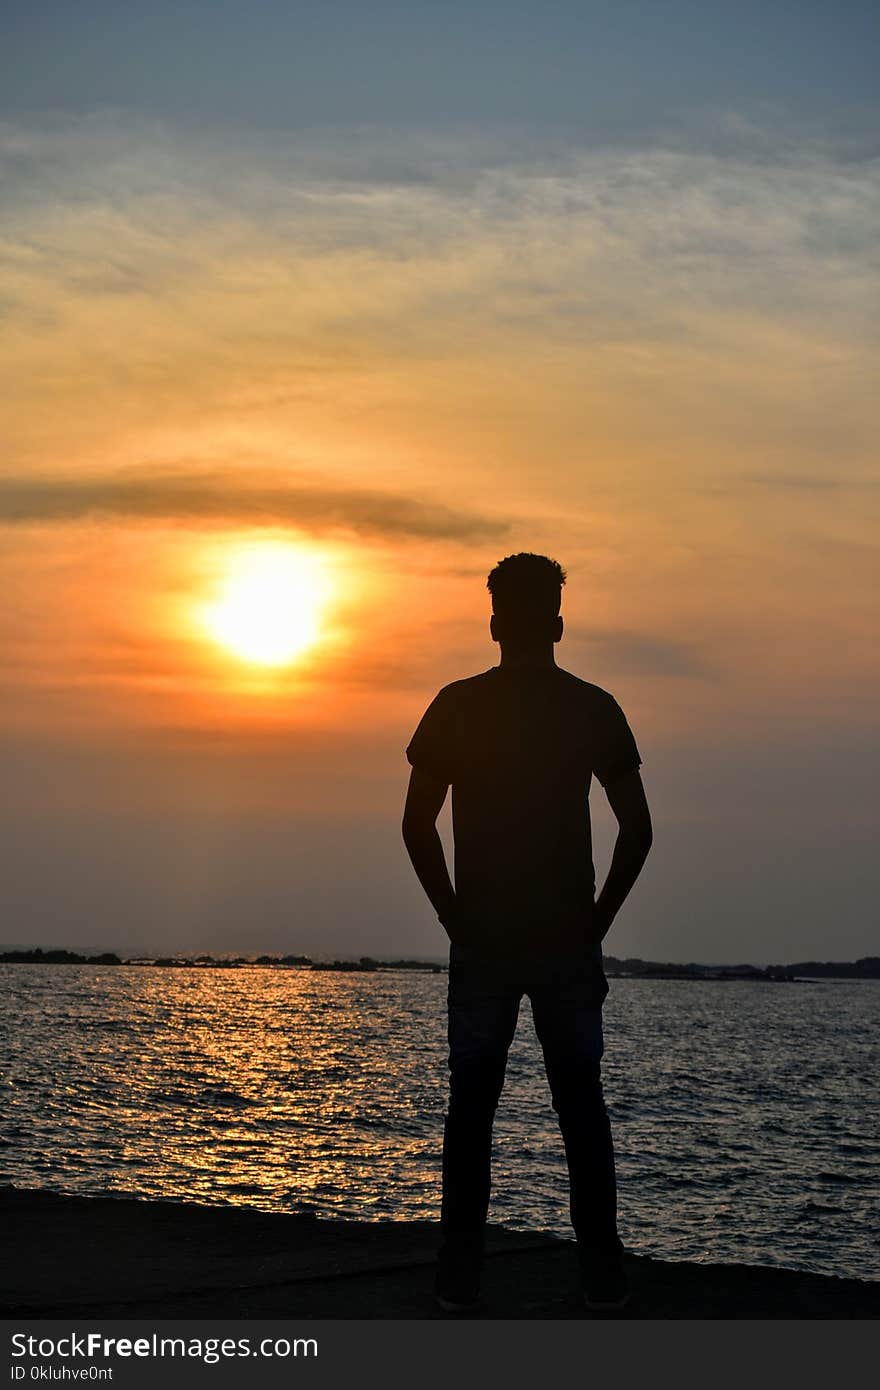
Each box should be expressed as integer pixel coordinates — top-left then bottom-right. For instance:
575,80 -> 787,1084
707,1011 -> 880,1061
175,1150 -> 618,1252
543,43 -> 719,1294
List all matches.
586,901 -> 615,949
438,906 -> 466,947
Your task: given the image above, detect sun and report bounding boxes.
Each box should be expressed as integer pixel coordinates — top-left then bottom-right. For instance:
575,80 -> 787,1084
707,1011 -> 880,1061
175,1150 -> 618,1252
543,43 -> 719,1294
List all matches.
198,541 -> 331,667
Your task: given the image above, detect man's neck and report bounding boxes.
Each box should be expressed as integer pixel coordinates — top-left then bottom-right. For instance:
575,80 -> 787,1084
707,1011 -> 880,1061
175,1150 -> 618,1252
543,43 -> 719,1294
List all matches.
497,645 -> 558,670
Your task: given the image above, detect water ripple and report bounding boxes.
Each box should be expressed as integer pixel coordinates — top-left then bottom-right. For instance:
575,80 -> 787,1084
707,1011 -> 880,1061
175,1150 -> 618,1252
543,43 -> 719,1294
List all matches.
1,966 -> 877,1282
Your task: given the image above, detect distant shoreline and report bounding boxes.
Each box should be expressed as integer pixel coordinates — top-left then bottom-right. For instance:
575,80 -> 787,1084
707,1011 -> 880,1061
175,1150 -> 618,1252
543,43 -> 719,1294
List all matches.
2,947 -> 879,981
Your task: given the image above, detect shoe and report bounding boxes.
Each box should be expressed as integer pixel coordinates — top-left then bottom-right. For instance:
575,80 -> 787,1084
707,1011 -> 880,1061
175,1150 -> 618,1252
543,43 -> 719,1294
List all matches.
579,1247 -> 630,1312
434,1236 -> 483,1313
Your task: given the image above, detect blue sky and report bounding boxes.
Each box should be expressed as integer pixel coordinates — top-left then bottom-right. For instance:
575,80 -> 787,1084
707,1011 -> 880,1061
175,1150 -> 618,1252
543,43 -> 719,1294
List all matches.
4,1 -> 878,134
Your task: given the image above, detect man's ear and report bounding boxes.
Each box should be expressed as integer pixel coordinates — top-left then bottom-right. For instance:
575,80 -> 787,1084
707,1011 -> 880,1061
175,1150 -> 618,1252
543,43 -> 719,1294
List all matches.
554,615 -> 564,643
490,613 -> 499,643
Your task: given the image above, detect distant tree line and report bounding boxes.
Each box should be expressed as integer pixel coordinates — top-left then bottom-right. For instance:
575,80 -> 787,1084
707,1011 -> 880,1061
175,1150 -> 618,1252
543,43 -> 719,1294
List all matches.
0,947 -> 122,965
1,948 -> 877,978
0,948 -> 441,972
602,955 -> 880,980
776,957 -> 880,979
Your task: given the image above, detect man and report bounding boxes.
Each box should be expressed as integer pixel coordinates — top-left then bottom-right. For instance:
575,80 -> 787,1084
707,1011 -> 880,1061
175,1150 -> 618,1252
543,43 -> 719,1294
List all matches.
402,552 -> 653,1314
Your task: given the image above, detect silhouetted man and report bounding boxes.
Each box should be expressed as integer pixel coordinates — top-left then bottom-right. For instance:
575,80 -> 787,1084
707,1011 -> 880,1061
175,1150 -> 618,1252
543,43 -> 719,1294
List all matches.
402,552 -> 652,1313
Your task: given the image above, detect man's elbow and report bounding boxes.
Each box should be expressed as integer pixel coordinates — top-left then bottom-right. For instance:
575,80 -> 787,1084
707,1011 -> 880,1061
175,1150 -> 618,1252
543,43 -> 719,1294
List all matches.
621,818 -> 653,856
401,813 -> 431,849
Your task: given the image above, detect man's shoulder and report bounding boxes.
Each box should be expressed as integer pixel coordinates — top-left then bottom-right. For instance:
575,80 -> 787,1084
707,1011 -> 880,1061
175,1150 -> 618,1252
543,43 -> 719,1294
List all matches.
429,667 -> 625,723
552,667 -> 621,708
429,669 -> 498,705
431,667 -> 621,700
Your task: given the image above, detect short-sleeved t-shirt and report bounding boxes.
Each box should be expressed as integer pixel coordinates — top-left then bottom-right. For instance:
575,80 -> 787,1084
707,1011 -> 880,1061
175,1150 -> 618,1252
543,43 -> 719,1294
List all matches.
405,663 -> 642,960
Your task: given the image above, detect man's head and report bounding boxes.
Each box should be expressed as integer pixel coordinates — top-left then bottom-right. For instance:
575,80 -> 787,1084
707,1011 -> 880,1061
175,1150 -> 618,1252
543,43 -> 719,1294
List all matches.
487,552 -> 566,646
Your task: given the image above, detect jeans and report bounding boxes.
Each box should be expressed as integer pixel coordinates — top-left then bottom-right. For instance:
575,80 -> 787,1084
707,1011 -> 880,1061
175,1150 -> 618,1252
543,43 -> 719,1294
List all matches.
442,941 -> 621,1253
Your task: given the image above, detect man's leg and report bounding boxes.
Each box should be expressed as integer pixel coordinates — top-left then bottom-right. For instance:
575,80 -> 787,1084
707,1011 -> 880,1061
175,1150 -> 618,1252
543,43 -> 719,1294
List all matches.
529,960 -> 621,1255
437,946 -> 520,1306
530,953 -> 629,1309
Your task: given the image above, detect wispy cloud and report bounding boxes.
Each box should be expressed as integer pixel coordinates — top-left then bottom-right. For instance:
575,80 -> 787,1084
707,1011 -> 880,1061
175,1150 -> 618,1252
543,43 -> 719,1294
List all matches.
1,112 -> 876,510
568,626 -> 713,679
3,113 -> 877,344
0,467 -> 508,542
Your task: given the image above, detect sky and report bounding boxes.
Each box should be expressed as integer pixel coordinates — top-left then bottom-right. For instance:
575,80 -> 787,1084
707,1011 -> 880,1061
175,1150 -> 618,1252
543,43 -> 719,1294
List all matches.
1,1 -> 877,963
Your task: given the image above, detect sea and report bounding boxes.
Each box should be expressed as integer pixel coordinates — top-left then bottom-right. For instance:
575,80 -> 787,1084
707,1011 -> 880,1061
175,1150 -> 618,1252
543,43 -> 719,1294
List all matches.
1,964 -> 877,1282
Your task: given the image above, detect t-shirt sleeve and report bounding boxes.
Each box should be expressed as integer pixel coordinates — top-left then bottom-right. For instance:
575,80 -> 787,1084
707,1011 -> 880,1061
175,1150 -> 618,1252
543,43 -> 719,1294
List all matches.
592,694 -> 643,789
405,687 -> 457,784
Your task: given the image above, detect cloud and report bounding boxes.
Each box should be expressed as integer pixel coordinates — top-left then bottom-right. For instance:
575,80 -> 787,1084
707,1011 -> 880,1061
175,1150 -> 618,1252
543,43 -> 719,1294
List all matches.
0,467 -> 508,542
1,108 -> 875,526
568,626 -> 713,678
3,112 -> 878,331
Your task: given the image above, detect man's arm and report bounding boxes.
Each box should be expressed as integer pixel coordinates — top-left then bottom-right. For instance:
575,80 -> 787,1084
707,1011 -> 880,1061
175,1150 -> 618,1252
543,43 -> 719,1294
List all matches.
402,766 -> 460,942
591,768 -> 653,944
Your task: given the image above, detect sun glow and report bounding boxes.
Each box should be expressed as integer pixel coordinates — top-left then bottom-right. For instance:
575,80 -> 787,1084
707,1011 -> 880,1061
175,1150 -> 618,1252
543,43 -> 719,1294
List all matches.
199,541 -> 332,667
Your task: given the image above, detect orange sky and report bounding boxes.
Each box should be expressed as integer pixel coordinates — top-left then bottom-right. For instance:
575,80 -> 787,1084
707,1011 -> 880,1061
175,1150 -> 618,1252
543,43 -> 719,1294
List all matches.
1,118 -> 877,961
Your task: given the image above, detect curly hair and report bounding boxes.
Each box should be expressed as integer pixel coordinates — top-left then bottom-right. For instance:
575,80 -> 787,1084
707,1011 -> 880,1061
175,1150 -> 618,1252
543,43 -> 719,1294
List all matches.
486,552 -> 567,624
